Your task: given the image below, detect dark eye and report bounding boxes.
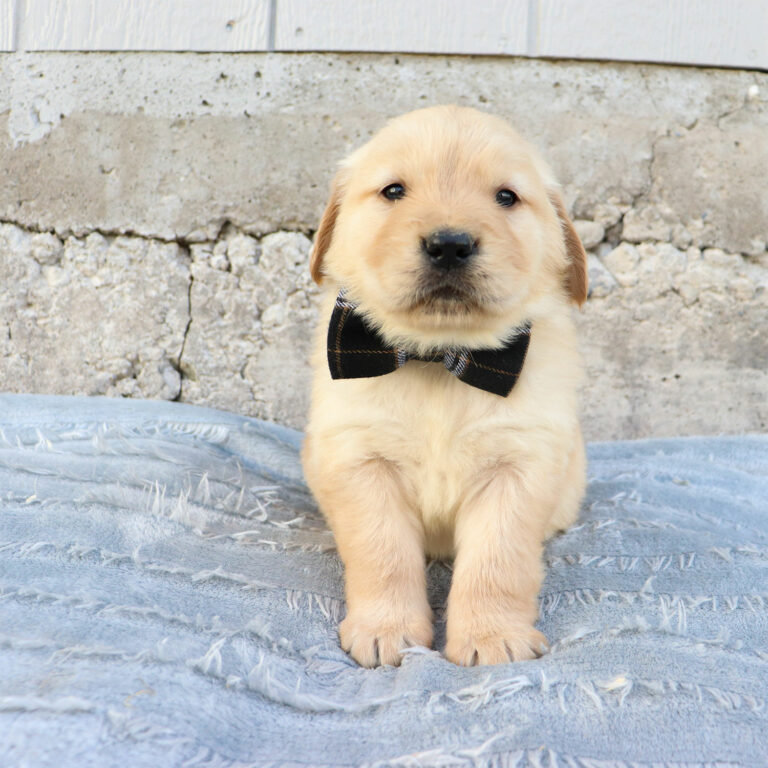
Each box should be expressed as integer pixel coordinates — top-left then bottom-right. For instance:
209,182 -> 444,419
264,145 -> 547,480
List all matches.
381,183 -> 406,201
496,189 -> 518,207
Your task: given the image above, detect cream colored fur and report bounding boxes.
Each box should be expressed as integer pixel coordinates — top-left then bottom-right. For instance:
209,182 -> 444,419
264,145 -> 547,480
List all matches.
303,106 -> 587,667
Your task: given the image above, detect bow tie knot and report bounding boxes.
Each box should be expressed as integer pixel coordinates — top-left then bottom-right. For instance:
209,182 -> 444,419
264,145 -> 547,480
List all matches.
327,291 -> 531,397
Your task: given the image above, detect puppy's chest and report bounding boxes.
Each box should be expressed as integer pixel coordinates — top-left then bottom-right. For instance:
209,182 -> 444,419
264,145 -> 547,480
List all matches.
379,416 -> 463,556
407,419 -> 465,517
372,380 -> 500,530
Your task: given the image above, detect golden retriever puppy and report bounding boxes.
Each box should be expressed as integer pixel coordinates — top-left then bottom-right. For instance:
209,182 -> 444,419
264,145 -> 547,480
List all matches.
302,105 -> 587,667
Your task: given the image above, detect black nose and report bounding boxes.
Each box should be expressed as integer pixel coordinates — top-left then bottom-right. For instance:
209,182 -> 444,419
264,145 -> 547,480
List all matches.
422,230 -> 478,270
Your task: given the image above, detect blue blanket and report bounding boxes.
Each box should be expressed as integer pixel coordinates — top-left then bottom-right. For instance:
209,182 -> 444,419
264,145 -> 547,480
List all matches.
1,395 -> 766,767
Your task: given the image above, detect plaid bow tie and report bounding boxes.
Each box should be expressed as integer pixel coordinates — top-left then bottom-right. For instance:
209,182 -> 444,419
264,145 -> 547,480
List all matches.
326,291 -> 531,397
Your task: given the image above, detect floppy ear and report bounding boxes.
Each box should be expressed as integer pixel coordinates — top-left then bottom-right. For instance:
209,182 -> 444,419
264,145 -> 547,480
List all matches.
548,191 -> 588,306
310,175 -> 345,285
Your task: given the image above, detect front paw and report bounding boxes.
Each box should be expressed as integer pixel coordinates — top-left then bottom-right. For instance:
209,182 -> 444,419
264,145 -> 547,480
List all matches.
445,622 -> 548,666
339,612 -> 433,668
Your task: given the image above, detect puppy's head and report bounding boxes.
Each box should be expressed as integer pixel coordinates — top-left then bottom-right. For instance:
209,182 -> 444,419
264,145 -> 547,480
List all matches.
311,106 -> 586,351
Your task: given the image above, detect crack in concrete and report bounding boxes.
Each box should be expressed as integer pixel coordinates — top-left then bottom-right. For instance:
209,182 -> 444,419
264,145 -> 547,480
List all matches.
643,129 -> 666,202
174,245 -> 194,403
1,219 -> 195,247
714,76 -> 762,128
0,219 -> 315,249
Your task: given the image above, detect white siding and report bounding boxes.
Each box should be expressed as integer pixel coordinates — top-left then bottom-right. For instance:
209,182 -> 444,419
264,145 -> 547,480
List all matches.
5,0 -> 767,69
18,0 -> 270,51
274,0 -> 530,55
0,0 -> 16,51
537,0 -> 768,70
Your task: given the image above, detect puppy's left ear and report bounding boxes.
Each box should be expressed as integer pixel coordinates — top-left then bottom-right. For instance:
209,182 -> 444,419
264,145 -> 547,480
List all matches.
310,174 -> 345,285
548,190 -> 588,306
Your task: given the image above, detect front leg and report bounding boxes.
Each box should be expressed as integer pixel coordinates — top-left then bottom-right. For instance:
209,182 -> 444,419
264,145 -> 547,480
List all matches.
307,455 -> 432,667
445,465 -> 551,666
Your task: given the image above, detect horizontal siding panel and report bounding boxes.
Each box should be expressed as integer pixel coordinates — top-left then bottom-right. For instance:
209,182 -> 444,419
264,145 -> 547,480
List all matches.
4,0 -> 765,69
18,0 -> 270,51
0,0 -> 16,51
538,0 -> 768,70
274,0 -> 530,54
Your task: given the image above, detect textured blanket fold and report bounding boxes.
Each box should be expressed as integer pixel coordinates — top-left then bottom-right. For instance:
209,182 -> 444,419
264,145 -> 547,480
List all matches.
0,394 -> 766,767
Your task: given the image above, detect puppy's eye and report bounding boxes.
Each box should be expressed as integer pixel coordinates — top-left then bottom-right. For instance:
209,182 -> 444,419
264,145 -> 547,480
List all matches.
496,189 -> 519,207
381,183 -> 406,201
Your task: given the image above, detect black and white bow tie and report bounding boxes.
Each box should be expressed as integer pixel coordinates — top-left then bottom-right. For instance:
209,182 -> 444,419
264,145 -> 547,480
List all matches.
326,290 -> 531,397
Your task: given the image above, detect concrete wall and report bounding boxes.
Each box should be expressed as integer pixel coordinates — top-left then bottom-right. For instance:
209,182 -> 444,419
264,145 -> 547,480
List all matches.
1,53 -> 766,440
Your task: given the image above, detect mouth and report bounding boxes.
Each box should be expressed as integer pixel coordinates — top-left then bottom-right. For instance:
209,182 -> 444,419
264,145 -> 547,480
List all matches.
409,274 -> 482,314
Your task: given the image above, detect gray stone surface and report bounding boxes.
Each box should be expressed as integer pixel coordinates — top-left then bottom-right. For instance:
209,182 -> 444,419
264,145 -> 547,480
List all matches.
182,230 -> 319,427
579,243 -> 768,438
1,52 -> 766,440
1,224 -> 189,401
